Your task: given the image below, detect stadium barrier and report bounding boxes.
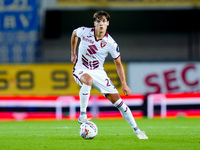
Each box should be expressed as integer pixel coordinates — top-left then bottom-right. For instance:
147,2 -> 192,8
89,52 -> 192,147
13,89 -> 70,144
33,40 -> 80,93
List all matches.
147,93 -> 200,118
0,95 -> 144,121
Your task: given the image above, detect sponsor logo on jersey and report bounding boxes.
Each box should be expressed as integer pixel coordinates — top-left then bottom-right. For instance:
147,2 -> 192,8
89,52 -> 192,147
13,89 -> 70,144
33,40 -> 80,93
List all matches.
100,41 -> 107,48
83,37 -> 94,44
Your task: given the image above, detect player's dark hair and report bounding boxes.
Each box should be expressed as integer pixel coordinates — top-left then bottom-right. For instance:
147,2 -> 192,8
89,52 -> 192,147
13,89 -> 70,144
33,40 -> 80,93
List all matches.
93,10 -> 110,21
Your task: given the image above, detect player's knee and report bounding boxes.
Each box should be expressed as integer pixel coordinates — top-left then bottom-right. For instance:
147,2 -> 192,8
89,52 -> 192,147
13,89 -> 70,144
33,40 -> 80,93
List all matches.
85,78 -> 93,86
80,74 -> 93,86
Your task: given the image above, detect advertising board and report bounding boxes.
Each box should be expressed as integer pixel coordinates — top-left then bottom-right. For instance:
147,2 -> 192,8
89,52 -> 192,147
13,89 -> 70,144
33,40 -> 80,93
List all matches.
0,0 -> 40,63
0,63 -> 125,95
128,62 -> 200,94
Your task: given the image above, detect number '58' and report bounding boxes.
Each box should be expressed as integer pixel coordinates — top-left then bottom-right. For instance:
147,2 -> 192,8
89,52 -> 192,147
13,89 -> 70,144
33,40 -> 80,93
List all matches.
0,70 -> 69,90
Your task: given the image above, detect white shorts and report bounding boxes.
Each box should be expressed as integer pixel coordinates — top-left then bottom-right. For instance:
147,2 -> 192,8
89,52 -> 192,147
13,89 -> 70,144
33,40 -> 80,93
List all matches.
73,69 -> 119,95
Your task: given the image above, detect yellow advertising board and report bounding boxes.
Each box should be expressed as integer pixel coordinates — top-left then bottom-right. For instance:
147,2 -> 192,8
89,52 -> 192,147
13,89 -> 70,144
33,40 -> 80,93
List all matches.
57,0 -> 200,7
0,63 -> 125,95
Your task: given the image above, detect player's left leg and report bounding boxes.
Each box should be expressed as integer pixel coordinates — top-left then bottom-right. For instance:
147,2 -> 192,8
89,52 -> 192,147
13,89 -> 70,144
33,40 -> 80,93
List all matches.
106,93 -> 148,139
106,94 -> 138,130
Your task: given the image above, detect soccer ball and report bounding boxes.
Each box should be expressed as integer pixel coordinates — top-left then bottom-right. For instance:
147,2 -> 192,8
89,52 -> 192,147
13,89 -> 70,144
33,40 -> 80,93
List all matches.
79,121 -> 98,139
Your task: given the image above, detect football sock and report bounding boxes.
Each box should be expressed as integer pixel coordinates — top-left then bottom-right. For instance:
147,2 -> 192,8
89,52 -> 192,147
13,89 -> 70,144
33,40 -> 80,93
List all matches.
133,127 -> 139,132
79,83 -> 91,113
79,112 -> 87,121
81,112 -> 86,115
114,98 -> 138,130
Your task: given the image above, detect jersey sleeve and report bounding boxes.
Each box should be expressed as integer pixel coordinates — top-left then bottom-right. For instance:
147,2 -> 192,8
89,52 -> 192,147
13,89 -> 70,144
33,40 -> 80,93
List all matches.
76,27 -> 86,38
109,43 -> 120,59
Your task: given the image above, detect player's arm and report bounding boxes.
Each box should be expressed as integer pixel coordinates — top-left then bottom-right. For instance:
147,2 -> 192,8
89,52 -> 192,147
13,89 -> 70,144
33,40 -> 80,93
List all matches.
114,56 -> 131,96
71,29 -> 79,64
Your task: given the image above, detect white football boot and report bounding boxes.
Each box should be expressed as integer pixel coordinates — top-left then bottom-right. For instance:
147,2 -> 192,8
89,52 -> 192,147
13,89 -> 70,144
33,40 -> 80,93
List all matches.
78,112 -> 90,124
135,129 -> 148,139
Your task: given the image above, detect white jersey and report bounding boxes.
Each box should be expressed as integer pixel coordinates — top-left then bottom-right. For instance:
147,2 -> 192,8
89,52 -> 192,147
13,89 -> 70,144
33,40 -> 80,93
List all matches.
73,27 -> 120,71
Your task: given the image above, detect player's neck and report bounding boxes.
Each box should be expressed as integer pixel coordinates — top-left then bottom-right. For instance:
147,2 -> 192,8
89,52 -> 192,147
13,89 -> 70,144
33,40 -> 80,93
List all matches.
95,30 -> 106,40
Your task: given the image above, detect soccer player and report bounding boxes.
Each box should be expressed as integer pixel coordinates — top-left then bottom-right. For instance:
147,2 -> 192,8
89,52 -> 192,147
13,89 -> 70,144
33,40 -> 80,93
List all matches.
71,10 -> 148,139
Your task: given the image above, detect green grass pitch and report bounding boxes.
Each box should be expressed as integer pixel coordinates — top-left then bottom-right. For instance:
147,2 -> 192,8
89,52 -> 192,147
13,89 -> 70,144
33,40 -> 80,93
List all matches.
0,118 -> 199,150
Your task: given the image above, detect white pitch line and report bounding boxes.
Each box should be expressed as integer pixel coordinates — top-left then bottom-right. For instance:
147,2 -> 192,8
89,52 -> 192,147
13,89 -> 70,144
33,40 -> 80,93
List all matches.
146,126 -> 199,129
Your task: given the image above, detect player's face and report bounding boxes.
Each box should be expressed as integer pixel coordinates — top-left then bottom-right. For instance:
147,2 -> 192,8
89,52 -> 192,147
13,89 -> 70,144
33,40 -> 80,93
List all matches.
94,16 -> 109,33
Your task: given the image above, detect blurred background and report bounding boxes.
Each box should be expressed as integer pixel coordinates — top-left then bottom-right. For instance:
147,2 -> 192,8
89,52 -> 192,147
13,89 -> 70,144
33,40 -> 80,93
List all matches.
0,0 -> 200,120
42,1 -> 200,63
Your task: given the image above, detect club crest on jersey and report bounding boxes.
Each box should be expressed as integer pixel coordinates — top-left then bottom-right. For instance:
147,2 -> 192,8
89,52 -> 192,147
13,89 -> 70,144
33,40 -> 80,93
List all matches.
100,41 -> 107,48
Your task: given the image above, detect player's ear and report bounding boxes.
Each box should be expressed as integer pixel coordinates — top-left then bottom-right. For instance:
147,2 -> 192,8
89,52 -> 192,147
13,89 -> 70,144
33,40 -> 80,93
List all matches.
107,21 -> 109,26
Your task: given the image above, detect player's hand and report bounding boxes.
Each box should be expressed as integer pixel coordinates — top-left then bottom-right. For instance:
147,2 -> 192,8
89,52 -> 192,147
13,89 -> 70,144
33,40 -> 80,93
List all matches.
122,83 -> 131,96
71,54 -> 77,64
